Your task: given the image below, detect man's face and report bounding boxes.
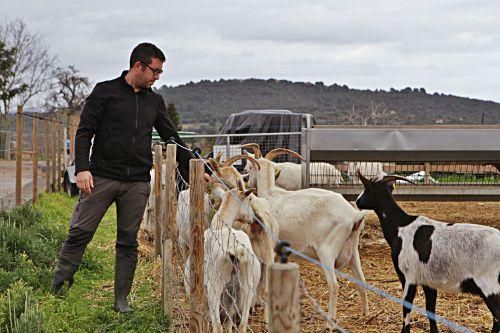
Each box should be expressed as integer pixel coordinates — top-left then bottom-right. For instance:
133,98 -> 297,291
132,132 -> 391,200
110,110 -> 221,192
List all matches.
135,57 -> 164,89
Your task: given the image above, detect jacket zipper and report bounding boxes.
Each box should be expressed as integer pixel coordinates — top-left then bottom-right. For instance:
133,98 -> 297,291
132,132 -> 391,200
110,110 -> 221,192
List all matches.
127,94 -> 139,178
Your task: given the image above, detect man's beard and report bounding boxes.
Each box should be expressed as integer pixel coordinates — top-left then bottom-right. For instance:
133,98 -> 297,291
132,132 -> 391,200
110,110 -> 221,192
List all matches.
139,80 -> 152,90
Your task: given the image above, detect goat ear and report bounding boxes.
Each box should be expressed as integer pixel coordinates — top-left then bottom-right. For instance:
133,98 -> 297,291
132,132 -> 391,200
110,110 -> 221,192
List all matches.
243,188 -> 256,199
205,179 -> 228,191
382,175 -> 416,185
221,179 -> 235,190
357,170 -> 371,187
274,168 -> 281,180
214,152 -> 223,164
208,158 -> 221,175
236,178 -> 245,191
242,149 -> 248,156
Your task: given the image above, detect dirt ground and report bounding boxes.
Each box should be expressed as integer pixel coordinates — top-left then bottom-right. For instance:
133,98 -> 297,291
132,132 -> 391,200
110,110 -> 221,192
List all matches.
291,201 -> 500,333
144,201 -> 500,333
0,160 -> 48,209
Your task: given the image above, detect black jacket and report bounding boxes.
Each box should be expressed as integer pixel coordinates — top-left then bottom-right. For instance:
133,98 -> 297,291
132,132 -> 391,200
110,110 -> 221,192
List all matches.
75,71 -> 194,182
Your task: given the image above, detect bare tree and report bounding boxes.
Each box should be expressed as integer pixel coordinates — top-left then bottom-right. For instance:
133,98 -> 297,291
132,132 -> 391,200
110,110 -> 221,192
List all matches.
0,40 -> 28,118
347,99 -> 399,125
0,18 -> 57,115
49,65 -> 91,114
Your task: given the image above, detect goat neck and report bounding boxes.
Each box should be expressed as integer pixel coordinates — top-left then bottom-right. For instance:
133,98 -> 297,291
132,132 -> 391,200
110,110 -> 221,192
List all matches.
255,160 -> 276,197
358,183 -> 417,245
212,190 -> 244,228
376,195 -> 416,245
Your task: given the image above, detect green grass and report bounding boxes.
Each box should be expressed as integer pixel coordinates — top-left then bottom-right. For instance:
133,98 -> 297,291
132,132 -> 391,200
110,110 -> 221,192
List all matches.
433,174 -> 500,184
1,193 -> 170,333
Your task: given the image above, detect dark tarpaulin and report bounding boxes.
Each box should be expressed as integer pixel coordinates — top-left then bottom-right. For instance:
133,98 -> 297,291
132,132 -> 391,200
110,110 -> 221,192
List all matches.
216,110 -> 314,163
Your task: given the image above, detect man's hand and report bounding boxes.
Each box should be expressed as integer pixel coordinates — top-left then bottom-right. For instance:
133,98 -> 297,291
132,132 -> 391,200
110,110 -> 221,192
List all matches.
76,171 -> 94,194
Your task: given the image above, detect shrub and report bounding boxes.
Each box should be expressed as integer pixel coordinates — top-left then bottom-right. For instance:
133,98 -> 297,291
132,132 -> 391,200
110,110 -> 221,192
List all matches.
0,204 -> 66,293
0,281 -> 43,332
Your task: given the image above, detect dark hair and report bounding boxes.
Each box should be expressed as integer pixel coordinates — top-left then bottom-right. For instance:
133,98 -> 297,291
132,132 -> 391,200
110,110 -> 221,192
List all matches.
129,42 -> 165,68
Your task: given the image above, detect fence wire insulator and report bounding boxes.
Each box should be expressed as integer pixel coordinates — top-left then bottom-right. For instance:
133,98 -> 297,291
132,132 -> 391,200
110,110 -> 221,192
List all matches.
275,240 -> 291,263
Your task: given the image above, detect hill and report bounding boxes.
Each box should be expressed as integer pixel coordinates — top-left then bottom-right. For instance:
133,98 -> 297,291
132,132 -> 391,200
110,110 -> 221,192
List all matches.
156,79 -> 500,132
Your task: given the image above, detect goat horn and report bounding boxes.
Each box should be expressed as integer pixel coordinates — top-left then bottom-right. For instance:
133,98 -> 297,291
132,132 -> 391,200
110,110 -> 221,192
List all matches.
208,158 -> 221,175
381,175 -> 416,185
239,143 -> 262,159
265,148 -> 305,162
222,154 -> 261,170
356,170 -> 371,186
214,151 -> 223,164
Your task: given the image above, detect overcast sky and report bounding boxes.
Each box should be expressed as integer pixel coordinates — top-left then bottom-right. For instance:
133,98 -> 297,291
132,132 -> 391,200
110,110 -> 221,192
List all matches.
2,0 -> 500,104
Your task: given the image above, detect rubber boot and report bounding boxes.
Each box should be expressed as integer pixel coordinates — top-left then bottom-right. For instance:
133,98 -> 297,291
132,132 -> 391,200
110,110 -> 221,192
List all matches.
113,258 -> 137,313
50,258 -> 79,295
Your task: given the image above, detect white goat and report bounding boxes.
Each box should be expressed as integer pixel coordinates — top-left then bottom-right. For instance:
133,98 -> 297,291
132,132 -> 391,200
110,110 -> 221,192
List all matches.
142,165 -> 167,236
246,148 -> 370,330
241,143 -> 341,190
207,156 -> 279,321
209,153 -> 260,189
186,181 -> 261,333
237,193 -> 279,316
175,188 -> 213,265
347,161 -> 385,184
356,172 -> 500,333
177,153 -> 257,265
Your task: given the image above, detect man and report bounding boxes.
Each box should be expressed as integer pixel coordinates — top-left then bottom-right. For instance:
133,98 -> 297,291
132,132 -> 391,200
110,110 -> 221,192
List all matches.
50,42 -> 194,313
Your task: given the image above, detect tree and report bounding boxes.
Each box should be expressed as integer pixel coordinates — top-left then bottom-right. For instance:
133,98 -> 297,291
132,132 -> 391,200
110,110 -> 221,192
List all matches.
0,18 -> 56,114
347,99 -> 399,125
167,101 -> 182,131
48,65 -> 91,114
0,40 -> 27,119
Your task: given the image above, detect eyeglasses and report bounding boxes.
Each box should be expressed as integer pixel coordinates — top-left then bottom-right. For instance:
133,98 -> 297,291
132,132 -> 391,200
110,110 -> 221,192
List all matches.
140,62 -> 163,76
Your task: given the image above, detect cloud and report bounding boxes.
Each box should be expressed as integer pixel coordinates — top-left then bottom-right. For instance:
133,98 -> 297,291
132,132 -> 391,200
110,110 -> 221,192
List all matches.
2,0 -> 500,103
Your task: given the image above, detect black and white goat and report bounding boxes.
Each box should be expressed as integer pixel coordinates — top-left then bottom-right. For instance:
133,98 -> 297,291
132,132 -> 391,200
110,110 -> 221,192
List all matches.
355,172 -> 500,333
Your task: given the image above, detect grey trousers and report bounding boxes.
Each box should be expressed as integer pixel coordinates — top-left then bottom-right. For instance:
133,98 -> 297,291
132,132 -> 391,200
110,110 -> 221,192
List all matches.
59,175 -> 150,265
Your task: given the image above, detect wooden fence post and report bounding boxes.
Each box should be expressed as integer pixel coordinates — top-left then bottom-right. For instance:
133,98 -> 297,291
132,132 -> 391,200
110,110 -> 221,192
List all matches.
56,111 -> 62,192
4,131 -> 11,160
32,112 -> 38,203
70,113 -> 77,161
51,116 -> 56,192
189,159 -> 205,333
268,263 -> 300,333
154,144 -> 163,257
15,105 -> 23,206
45,120 -> 51,193
424,162 -> 431,185
63,126 -> 68,170
162,143 -> 177,318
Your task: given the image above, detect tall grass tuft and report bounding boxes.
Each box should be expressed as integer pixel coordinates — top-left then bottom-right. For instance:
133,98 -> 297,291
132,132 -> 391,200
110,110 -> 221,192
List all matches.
0,281 -> 43,332
0,201 -> 68,331
0,203 -> 67,293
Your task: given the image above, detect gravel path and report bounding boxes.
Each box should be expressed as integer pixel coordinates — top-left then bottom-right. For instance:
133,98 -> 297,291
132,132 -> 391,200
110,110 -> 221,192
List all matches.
0,160 -> 51,209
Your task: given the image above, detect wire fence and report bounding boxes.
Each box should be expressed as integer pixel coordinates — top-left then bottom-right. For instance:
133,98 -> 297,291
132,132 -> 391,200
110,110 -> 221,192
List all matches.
177,133 -> 500,199
0,108 -> 78,208
142,141 -> 486,333
2,113 -> 498,330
